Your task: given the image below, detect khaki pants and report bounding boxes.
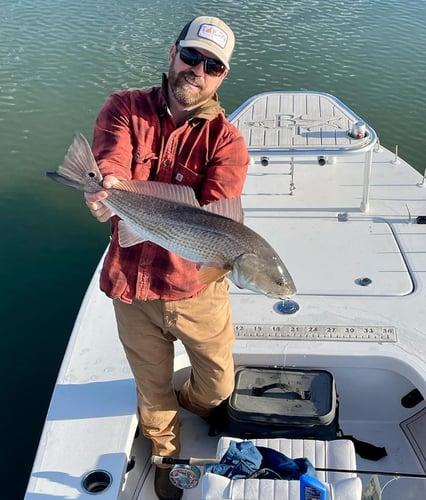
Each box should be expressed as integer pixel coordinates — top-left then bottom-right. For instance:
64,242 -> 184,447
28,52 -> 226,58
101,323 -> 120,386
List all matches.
113,280 -> 235,458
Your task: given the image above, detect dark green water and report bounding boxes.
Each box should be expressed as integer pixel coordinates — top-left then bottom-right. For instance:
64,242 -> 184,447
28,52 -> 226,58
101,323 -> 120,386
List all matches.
1,0 -> 425,497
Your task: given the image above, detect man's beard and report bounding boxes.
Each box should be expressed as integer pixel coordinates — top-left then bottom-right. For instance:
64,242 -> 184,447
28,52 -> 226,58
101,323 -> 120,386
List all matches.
169,68 -> 209,107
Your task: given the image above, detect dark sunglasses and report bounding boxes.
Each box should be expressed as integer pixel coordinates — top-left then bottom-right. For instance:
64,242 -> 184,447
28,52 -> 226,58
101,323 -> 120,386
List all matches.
177,45 -> 226,77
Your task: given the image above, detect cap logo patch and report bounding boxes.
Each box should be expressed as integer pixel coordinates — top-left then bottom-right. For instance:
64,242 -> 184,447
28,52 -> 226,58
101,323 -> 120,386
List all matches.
197,23 -> 227,48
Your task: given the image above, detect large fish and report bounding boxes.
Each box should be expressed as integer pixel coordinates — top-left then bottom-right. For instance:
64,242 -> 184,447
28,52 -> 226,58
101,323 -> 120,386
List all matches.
47,134 -> 296,299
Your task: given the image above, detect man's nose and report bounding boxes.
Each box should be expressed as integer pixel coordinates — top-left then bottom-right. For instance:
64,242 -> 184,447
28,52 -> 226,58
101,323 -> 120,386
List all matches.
191,61 -> 205,75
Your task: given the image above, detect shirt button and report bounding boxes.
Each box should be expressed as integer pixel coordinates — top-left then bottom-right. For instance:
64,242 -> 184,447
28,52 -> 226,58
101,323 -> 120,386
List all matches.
163,159 -> 170,167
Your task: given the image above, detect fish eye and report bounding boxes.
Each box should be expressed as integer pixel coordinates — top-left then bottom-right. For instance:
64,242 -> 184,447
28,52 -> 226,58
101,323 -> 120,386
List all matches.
88,172 -> 96,178
276,279 -> 286,286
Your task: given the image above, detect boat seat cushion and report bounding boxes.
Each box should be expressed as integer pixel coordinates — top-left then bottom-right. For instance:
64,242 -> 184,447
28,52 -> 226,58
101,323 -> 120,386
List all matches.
201,437 -> 362,499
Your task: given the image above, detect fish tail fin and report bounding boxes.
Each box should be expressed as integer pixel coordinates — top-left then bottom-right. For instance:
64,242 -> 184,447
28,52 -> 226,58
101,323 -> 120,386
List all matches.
46,133 -> 103,192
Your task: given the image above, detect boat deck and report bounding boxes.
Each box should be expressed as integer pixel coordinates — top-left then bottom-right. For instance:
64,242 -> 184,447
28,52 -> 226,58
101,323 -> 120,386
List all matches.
232,91 -> 376,153
25,92 -> 426,499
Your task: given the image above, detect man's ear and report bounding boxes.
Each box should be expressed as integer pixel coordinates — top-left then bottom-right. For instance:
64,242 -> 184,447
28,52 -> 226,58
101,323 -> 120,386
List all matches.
218,69 -> 229,83
169,45 -> 177,64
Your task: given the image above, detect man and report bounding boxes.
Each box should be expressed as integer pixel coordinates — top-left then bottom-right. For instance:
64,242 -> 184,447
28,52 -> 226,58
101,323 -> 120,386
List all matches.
85,16 -> 249,500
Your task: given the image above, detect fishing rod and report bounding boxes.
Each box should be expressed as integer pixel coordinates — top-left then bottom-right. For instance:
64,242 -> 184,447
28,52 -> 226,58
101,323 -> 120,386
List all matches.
152,456 -> 217,466
151,455 -> 426,479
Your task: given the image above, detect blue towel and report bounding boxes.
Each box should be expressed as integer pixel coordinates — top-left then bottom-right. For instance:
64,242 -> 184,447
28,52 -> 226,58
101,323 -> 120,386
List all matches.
205,441 -> 315,480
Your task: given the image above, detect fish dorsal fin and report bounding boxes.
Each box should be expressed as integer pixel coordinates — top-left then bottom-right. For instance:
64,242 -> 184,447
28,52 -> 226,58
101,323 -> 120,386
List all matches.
118,220 -> 148,248
197,265 -> 230,284
202,197 -> 244,223
114,180 -> 200,207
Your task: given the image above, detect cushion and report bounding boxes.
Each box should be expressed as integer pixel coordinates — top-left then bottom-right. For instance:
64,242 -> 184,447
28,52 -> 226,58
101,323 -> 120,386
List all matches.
201,437 -> 362,499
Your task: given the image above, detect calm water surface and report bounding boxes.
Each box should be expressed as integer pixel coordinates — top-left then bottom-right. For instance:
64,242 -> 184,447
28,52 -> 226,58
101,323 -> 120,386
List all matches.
1,0 -> 425,496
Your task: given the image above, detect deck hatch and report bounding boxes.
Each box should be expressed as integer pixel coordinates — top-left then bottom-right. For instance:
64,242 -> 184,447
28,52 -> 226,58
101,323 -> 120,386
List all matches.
230,91 -> 376,153
242,217 -> 413,297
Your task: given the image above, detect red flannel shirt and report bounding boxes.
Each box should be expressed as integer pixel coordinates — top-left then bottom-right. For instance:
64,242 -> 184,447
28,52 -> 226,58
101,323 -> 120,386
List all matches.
92,77 -> 249,303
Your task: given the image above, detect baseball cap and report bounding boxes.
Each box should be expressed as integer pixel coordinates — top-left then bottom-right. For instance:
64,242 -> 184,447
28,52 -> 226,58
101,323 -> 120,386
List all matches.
176,16 -> 235,69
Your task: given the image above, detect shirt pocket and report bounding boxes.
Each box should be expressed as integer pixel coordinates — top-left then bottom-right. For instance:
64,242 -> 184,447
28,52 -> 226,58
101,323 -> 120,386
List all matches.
173,162 -> 205,188
132,148 -> 158,180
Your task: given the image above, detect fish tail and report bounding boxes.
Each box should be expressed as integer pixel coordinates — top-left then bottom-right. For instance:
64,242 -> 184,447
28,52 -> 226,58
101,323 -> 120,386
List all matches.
46,133 -> 103,192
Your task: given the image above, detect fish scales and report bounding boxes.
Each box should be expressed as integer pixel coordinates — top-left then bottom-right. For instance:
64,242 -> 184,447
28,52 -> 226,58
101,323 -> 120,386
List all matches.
105,190 -> 252,266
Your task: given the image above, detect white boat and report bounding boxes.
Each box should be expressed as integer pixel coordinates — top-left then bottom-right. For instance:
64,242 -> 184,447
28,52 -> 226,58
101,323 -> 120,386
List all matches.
25,91 -> 426,499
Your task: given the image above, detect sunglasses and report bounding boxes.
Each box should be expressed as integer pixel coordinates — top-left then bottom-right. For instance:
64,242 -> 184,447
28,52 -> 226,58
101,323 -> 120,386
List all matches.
177,45 -> 226,77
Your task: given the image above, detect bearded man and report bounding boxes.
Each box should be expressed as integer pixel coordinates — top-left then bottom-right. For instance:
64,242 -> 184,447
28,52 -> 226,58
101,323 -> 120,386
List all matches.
84,16 -> 249,500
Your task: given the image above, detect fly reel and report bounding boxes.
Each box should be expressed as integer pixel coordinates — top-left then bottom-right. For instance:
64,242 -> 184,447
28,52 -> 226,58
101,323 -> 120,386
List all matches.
169,464 -> 201,489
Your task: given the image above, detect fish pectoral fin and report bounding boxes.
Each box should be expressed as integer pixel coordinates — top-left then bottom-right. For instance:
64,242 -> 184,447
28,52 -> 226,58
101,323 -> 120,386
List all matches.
118,220 -> 149,247
197,265 -> 230,284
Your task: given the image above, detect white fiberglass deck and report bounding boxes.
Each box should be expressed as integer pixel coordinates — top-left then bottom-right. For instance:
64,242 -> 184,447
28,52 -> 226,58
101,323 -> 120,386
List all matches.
25,92 -> 426,499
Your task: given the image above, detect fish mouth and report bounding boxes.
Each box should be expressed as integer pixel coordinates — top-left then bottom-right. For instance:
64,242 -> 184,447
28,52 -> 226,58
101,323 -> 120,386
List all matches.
276,294 -> 296,300
266,289 -> 297,300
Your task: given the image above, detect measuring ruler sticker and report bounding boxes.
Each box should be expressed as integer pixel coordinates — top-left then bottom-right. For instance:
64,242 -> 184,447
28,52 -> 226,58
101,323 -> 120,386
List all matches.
233,324 -> 398,342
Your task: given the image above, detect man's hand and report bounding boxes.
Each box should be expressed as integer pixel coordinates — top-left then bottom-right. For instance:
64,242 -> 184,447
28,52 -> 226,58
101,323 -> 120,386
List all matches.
84,174 -> 119,222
